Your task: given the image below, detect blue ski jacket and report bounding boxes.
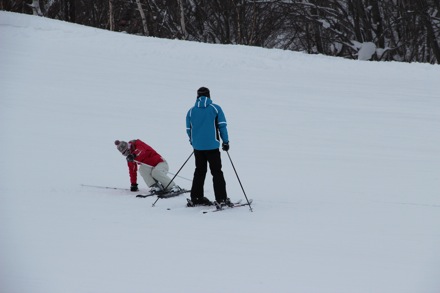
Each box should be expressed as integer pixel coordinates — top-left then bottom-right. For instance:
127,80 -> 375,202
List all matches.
186,96 -> 229,150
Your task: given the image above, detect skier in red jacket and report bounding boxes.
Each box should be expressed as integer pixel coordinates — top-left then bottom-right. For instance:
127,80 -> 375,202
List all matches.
115,139 -> 181,193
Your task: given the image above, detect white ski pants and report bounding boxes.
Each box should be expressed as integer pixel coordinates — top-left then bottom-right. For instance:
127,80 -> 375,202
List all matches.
138,160 -> 176,191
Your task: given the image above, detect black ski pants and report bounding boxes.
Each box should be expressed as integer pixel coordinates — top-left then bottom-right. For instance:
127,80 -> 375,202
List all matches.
191,149 -> 227,202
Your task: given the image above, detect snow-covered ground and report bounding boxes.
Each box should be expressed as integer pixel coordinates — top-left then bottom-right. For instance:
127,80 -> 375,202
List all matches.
1,11 -> 439,293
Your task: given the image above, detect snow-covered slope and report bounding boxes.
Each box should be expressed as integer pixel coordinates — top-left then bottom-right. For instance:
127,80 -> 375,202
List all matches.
1,11 -> 439,293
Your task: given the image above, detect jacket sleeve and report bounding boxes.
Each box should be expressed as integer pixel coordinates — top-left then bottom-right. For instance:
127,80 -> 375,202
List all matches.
128,161 -> 138,184
186,109 -> 192,144
216,106 -> 229,143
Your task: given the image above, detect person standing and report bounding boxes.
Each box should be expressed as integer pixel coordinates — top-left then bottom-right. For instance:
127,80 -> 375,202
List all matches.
115,139 -> 181,194
186,87 -> 231,207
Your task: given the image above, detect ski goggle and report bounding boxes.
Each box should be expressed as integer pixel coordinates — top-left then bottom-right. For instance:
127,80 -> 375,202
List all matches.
122,148 -> 130,156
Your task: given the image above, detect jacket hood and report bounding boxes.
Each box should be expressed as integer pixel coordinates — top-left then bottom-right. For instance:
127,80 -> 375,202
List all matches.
194,96 -> 212,109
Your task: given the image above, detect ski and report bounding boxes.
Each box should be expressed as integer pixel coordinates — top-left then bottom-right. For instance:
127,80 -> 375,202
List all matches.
202,199 -> 253,213
158,189 -> 190,198
136,189 -> 190,198
135,193 -> 156,198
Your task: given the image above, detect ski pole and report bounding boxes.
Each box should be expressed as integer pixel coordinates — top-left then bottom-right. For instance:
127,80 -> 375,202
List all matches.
225,151 -> 253,212
167,171 -> 192,181
80,184 -> 128,191
152,151 -> 194,207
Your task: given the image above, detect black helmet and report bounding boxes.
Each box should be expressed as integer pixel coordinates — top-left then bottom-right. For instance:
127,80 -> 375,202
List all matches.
197,87 -> 210,98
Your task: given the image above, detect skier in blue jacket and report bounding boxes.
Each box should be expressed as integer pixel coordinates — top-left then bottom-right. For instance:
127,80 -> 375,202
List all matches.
186,87 -> 231,207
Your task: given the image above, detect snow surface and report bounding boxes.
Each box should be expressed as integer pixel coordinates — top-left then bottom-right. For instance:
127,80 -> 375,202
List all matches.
1,11 -> 440,293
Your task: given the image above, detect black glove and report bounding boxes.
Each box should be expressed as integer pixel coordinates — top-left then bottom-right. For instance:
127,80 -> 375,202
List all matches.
130,183 -> 139,192
222,142 -> 229,151
126,154 -> 136,162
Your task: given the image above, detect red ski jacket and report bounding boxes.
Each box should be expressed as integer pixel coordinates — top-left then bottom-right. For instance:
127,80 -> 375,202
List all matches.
127,139 -> 164,184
